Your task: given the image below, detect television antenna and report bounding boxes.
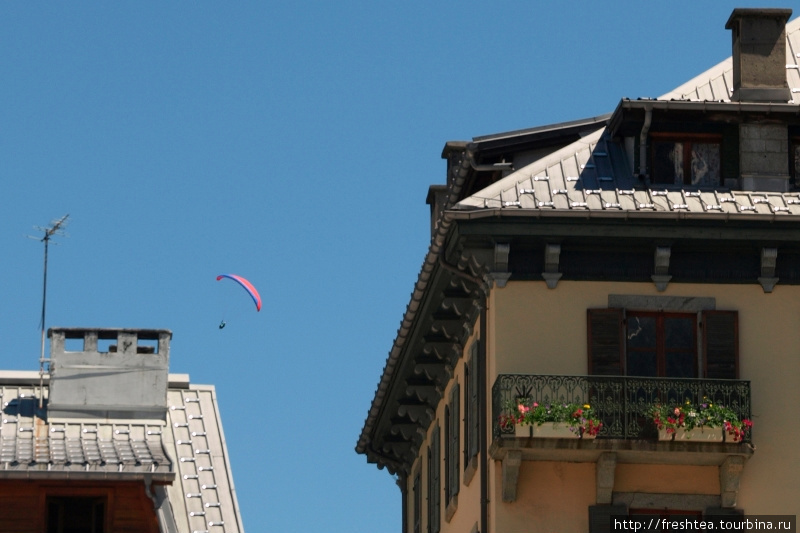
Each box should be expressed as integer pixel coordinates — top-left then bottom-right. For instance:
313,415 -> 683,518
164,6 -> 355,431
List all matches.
29,214 -> 69,408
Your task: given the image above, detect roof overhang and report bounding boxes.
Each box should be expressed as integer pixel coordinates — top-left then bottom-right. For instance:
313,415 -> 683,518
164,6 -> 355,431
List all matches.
608,98 -> 800,138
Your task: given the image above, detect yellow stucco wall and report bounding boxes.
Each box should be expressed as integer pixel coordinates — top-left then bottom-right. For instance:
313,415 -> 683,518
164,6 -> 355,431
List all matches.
614,465 -> 719,494
486,280 -> 800,521
495,462 -> 596,533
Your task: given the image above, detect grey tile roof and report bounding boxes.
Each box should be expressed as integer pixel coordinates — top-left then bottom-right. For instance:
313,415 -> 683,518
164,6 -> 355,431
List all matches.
0,373 -> 244,533
454,128 -> 800,219
0,384 -> 171,478
452,16 -> 800,219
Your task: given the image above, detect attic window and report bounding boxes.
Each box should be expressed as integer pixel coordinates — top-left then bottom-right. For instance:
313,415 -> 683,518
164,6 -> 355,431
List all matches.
651,133 -> 721,187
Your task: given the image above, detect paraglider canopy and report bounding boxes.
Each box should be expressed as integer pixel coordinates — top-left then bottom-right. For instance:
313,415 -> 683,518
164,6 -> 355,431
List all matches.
216,274 -> 262,311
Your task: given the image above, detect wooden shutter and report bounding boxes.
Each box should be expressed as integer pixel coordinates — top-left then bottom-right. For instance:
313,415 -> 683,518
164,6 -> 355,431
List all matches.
702,310 -> 738,379
467,344 -> 479,460
413,471 -> 421,533
447,383 -> 460,500
587,308 -> 624,375
428,426 -> 440,533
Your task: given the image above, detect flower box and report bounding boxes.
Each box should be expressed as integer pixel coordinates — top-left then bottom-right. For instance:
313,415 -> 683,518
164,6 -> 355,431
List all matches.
658,428 -> 675,441
658,427 -> 724,442
532,422 -> 578,439
515,424 -> 532,438
651,399 -> 751,443
675,427 -> 724,442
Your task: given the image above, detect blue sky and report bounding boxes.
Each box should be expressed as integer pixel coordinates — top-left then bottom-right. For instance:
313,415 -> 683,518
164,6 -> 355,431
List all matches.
0,2 -> 790,531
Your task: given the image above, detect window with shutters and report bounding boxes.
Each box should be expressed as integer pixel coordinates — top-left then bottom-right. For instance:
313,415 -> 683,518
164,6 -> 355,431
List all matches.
428,425 -> 442,533
428,426 -> 440,533
588,308 -> 738,379
413,471 -> 422,533
444,383 -> 459,517
463,343 -> 479,480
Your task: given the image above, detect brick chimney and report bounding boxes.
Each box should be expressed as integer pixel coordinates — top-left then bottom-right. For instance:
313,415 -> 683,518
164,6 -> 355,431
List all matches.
726,8 -> 792,103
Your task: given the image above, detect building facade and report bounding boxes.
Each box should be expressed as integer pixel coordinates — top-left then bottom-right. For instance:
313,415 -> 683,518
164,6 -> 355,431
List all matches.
0,327 -> 244,533
358,8 -> 800,533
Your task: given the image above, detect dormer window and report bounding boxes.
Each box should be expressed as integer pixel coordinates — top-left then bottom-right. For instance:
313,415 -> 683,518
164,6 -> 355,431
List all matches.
651,133 -> 722,187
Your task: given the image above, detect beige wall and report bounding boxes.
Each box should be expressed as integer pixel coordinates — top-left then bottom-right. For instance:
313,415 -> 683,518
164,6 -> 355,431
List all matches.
486,280 -> 800,519
494,462 -> 596,533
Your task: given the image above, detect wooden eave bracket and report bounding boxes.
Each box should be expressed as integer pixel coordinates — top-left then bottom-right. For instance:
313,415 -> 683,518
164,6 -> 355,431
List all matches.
758,247 -> 778,293
489,242 -> 511,288
542,243 -> 562,289
651,246 -> 672,292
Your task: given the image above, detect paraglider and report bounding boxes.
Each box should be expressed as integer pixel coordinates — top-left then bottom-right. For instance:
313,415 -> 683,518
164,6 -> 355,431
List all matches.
216,274 -> 261,328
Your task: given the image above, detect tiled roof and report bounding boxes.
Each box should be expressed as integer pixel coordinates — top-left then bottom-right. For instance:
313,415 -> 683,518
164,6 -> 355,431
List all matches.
454,128 -> 800,219
164,386 -> 244,533
0,373 -> 244,533
452,16 -> 800,219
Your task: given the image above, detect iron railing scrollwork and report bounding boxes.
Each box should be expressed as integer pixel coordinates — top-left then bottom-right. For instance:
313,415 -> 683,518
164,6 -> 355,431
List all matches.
492,374 -> 751,442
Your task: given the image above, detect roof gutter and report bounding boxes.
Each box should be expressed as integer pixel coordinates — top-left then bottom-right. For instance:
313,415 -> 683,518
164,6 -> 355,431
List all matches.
447,206 -> 800,224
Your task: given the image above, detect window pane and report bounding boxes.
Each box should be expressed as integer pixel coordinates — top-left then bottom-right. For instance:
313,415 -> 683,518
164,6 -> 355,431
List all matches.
652,142 -> 683,185
627,315 -> 657,376
665,350 -> 695,378
665,316 -> 696,378
664,317 -> 694,349
628,350 -> 658,376
691,143 -> 720,187
627,316 -> 656,348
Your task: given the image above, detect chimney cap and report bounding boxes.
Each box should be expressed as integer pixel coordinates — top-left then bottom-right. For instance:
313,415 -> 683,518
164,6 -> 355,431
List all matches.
725,8 -> 792,29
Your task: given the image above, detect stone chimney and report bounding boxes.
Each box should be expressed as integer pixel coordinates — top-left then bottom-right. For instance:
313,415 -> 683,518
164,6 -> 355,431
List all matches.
427,184 -> 449,238
726,8 -> 792,103
48,328 -> 171,420
726,8 -> 793,192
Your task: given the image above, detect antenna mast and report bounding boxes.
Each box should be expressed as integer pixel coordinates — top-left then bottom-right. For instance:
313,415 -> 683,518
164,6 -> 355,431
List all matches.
33,214 -> 69,408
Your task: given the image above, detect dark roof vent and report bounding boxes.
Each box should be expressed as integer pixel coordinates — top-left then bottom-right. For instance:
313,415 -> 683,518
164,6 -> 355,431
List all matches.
725,8 -> 792,103
48,328 -> 171,420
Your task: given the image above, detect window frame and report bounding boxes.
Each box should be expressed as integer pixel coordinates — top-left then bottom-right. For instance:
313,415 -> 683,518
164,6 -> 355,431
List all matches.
625,311 -> 698,378
649,132 -> 723,187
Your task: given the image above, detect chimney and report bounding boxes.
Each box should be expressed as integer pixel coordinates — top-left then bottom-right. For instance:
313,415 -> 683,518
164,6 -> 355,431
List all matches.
725,8 -> 792,103
726,8 -> 793,192
426,185 -> 449,238
47,328 -> 171,420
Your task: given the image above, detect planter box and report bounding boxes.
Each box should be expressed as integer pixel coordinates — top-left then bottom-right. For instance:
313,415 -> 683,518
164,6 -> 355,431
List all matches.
658,427 -> 724,442
532,422 -> 579,439
514,424 -> 532,438
675,427 -> 724,442
658,428 -> 675,441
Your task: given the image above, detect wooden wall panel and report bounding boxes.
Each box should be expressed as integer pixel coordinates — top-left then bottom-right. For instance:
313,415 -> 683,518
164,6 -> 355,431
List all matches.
0,480 -> 159,533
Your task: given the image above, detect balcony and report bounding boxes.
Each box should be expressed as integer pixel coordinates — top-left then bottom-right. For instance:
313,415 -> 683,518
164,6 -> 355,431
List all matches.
490,374 -> 754,504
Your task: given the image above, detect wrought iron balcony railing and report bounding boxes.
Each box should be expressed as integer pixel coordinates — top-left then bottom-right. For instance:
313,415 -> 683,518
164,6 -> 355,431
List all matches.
492,374 -> 751,443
